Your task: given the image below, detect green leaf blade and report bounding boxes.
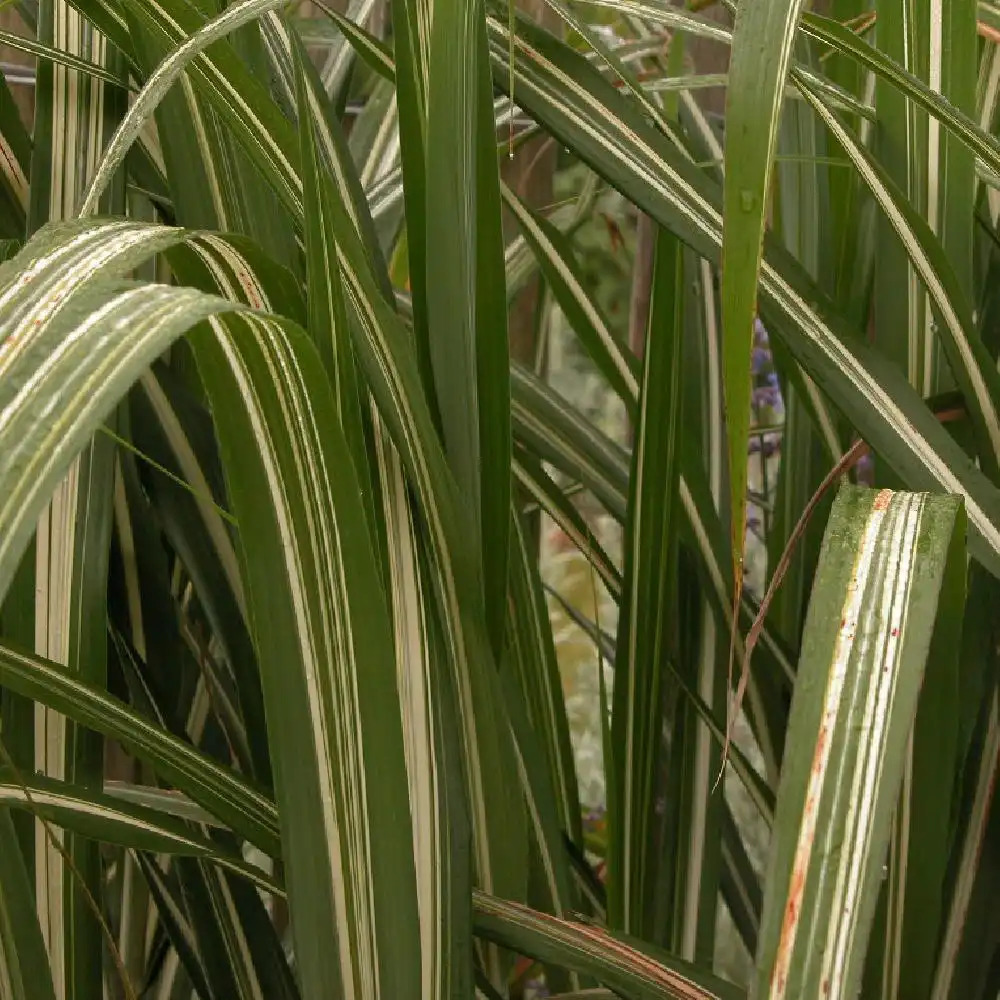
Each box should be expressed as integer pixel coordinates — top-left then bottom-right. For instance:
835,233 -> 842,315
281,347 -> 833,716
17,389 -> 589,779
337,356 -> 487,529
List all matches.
609,228 -> 685,937
191,314 -> 422,1000
755,486 -> 967,999
721,0 -> 808,571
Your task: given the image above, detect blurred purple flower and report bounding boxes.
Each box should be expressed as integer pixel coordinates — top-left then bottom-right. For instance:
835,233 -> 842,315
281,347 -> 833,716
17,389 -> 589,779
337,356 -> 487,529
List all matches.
751,346 -> 770,375
752,385 -> 780,410
525,978 -> 550,999
754,317 -> 769,344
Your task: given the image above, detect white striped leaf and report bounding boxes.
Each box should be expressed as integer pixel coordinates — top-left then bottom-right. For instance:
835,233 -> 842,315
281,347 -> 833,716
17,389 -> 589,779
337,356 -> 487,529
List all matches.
378,452 -> 473,1000
0,222 -> 224,600
870,0 -> 978,428
296,52 -> 468,991
292,48 -> 376,533
798,11 -> 1000,182
566,1 -> 1000,192
0,644 -> 280,854
312,1 -> 396,86
472,890 -> 744,1000
0,811 -> 57,1000
169,109 -> 490,994
0,774 -> 280,895
79,0 -> 292,217
26,4 -> 128,992
755,486 -> 966,999
257,12 -> 390,281
188,314 -> 422,1000
0,31 -> 125,85
180,62 -> 425,1000
0,222 -> 275,859
317,0 -> 380,95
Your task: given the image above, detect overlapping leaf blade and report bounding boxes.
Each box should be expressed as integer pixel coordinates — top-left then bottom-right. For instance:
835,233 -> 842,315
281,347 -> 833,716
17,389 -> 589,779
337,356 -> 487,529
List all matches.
721,0 -> 807,577
609,228 -> 684,936
755,486 -> 966,999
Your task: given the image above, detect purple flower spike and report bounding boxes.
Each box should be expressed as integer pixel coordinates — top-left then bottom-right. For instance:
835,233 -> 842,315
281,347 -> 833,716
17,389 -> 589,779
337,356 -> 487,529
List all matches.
751,385 -> 780,409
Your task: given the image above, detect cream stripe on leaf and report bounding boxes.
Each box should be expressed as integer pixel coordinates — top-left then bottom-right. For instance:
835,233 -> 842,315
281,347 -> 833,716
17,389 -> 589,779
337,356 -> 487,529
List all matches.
0,775 -> 280,894
0,641 -> 280,853
473,890 -> 743,1000
26,12 -> 128,991
754,486 -> 966,999
170,109 -> 463,996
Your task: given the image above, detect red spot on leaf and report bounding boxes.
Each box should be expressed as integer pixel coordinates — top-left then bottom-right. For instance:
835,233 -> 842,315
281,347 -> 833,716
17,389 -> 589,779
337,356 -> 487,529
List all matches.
874,489 -> 892,510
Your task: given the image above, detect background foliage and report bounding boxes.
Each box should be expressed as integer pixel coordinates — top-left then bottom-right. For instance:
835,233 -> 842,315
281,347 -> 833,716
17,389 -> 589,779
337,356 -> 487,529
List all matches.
0,0 -> 998,998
